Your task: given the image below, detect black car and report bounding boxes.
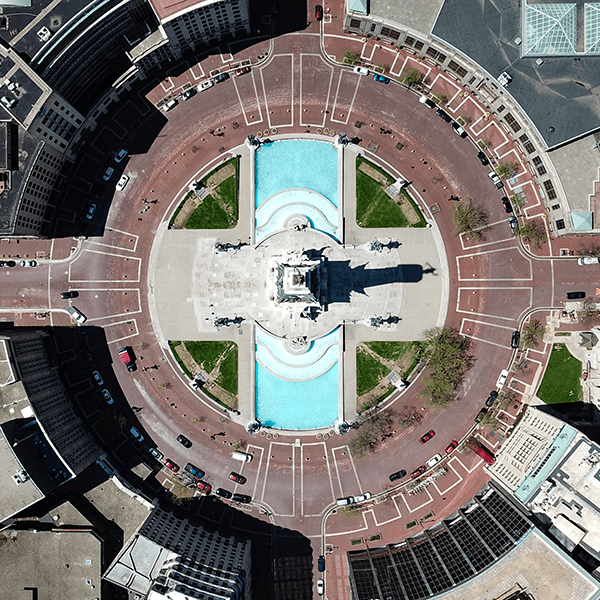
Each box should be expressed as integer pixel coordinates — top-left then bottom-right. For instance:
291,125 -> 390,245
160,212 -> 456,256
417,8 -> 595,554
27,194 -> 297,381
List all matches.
181,88 -> 197,101
60,291 -> 79,299
214,72 -> 229,83
501,197 -> 513,213
436,108 -> 452,123
177,434 -> 192,448
232,493 -> 252,504
216,488 -> 232,499
508,215 -> 518,232
566,291 -> 586,299
318,555 -> 326,572
0,260 -> 16,267
511,330 -> 520,348
389,469 -> 407,482
485,390 -> 499,407
477,151 -> 489,166
475,408 -> 488,423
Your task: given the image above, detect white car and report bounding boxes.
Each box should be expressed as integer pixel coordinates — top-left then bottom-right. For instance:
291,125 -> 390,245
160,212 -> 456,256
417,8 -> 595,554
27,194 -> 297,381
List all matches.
197,79 -> 214,92
426,453 -> 443,468
19,260 -> 37,267
452,124 -> 467,138
317,579 -> 324,596
67,306 -> 87,324
354,492 -> 372,503
114,149 -> 127,163
116,174 -> 129,191
162,98 -> 178,112
353,66 -> 369,76
578,256 -> 600,265
92,371 -> 104,386
336,496 -> 355,507
101,389 -> 114,405
488,171 -> 503,189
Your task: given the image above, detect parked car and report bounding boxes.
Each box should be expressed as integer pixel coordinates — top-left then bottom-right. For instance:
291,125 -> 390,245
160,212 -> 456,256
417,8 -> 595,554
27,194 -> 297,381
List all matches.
130,426 -> 144,442
215,488 -> 232,499
436,108 -> 452,123
101,389 -> 114,405
232,493 -> 252,504
198,79 -> 214,92
213,73 -> 230,83
353,66 -> 369,76
452,123 -> 467,138
103,167 -> 114,181
67,306 -> 87,323
177,434 -> 192,448
60,291 -> 79,299
419,430 -> 435,444
336,496 -> 355,506
373,74 -> 390,84
317,579 -> 324,596
419,95 -> 436,109
501,197 -> 513,213
389,469 -> 407,482
566,291 -> 586,299
354,492 -> 372,503
511,330 -> 520,348
86,204 -> 96,220
196,481 -> 212,494
474,408 -> 488,423
165,459 -> 179,472
149,448 -> 164,461
410,466 -> 426,479
315,4 -> 323,19
445,441 -> 458,454
162,98 -> 178,111
184,463 -> 205,478
229,471 -> 247,484
115,174 -> 129,191
19,260 -> 37,267
114,149 -> 127,163
508,215 -> 518,232
477,151 -> 489,165
181,88 -> 197,101
426,453 -> 443,468
118,346 -> 136,372
318,555 -> 325,572
0,260 -> 15,267
235,66 -> 251,76
486,390 -> 499,407
92,371 -> 104,386
578,256 -> 600,265
488,171 -> 504,189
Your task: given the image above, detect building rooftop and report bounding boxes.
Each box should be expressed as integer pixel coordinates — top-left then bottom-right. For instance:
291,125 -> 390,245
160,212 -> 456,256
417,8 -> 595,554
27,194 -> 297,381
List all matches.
431,528 -> 600,600
0,529 -> 102,599
431,0 -> 600,148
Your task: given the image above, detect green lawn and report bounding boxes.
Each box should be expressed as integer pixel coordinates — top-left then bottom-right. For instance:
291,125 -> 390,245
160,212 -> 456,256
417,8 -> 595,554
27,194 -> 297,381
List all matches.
183,158 -> 239,229
355,157 -> 427,228
356,170 -> 409,228
184,341 -> 233,374
537,343 -> 582,404
217,345 -> 238,395
356,349 -> 390,395
367,341 -> 413,361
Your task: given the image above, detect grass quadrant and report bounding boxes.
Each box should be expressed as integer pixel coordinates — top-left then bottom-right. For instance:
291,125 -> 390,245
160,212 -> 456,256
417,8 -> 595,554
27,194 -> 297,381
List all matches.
184,341 -> 233,374
356,170 -> 409,228
537,343 -> 582,404
357,349 -> 390,395
217,346 -> 238,395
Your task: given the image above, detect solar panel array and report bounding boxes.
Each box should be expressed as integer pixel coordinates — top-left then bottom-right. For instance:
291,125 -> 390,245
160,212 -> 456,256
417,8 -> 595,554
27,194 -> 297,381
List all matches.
347,485 -> 532,600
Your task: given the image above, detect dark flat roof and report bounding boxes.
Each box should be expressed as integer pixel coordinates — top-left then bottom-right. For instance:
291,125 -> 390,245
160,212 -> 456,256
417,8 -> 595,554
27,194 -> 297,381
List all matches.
432,0 -> 600,147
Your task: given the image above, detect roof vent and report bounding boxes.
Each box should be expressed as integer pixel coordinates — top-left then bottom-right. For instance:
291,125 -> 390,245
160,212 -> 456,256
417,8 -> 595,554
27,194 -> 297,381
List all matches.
535,58 -> 544,66
514,37 -> 522,45
12,470 -> 29,485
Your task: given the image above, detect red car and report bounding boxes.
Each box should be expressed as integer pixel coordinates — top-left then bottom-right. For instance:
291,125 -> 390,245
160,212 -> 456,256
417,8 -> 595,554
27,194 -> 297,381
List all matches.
229,471 -> 247,484
419,430 -> 435,444
235,67 -> 251,76
445,441 -> 458,454
410,466 -> 426,479
315,4 -> 323,20
165,459 -> 179,473
196,481 -> 212,494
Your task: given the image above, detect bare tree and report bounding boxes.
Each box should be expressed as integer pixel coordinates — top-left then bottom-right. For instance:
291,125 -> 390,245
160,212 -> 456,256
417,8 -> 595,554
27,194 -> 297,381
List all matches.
452,198 -> 489,240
